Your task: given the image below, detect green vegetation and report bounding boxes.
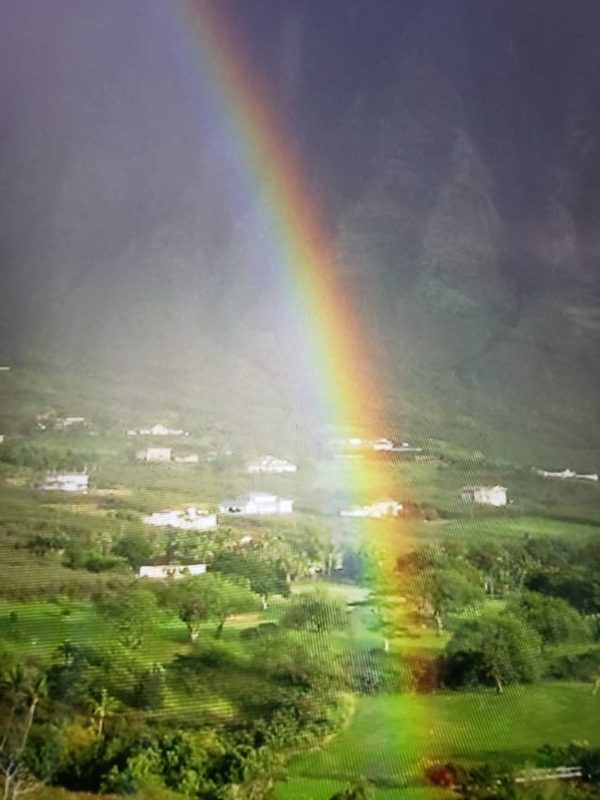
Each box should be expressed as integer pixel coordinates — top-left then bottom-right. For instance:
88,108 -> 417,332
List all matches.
0,367 -> 600,799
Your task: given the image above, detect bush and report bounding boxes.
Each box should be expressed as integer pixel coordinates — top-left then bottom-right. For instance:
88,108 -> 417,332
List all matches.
425,763 -> 457,788
343,648 -> 405,694
240,622 -> 279,641
546,648 -> 600,682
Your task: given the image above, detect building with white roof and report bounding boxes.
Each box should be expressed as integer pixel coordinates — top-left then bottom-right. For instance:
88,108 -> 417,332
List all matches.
219,492 -> 293,515
138,564 -> 207,580
461,485 -> 507,507
340,498 -> 403,518
247,455 -> 297,473
39,472 -> 89,493
142,506 -> 217,531
136,447 -> 172,462
173,453 -> 199,464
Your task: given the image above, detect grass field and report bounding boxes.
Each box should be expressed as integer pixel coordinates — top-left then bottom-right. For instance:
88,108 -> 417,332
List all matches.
279,683 -> 600,798
438,515 -> 600,545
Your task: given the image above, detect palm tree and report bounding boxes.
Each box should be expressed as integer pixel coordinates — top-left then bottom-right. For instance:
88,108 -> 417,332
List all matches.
0,666 -> 26,753
1,670 -> 46,800
91,688 -> 119,736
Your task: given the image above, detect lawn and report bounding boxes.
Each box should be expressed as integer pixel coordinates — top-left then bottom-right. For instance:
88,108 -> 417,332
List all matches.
275,778 -> 448,800
438,515 -> 599,544
283,683 -> 600,791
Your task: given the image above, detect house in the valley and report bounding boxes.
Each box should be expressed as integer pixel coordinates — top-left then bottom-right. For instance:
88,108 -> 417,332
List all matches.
247,455 -> 297,473
39,472 -> 89,493
218,492 -> 293,515
372,438 -> 395,451
129,424 -> 187,436
461,485 -> 507,507
136,447 -> 172,462
536,468 -> 576,479
60,416 -> 86,428
142,506 -> 217,531
396,442 -> 423,452
339,505 -> 371,518
372,438 -> 422,452
141,424 -> 185,436
536,468 -> 598,482
138,564 -> 207,580
173,453 -> 199,464
340,498 -> 403,518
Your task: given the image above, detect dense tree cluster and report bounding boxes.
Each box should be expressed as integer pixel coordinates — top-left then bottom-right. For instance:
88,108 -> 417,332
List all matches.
398,535 -> 599,693
0,579 -> 353,799
0,441 -> 94,472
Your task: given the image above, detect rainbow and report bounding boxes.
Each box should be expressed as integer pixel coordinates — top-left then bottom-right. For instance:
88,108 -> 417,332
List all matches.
173,0 -> 433,788
176,0 -> 378,434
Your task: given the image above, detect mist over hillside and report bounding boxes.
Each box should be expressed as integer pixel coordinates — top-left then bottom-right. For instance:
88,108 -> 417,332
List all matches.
0,0 -> 599,455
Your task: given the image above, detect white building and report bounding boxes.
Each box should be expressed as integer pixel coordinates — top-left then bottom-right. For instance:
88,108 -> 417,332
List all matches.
138,564 -> 207,580
247,455 -> 297,473
536,468 -> 577,479
142,507 -> 217,531
536,468 -> 598,482
340,506 -> 372,518
62,416 -> 86,427
0,435 -> 4,444
40,472 -> 89,493
461,485 -> 507,507
136,447 -> 172,462
173,453 -> 199,464
138,424 -> 185,436
372,438 -> 395,451
340,498 -> 403,518
372,438 -> 422,452
219,492 -> 293,515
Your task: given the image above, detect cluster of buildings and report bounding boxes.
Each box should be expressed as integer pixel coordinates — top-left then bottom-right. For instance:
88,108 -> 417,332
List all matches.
332,436 -> 422,453
36,414 -> 87,431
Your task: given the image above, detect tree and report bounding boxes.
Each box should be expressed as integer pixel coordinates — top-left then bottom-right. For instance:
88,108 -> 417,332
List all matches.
91,688 -> 119,736
288,518 -> 335,572
507,591 -> 590,645
0,667 -> 47,800
96,587 -> 162,648
526,570 -> 600,622
446,613 -> 542,693
282,591 -> 348,633
211,550 -> 289,609
410,568 -> 484,633
132,664 -> 164,711
47,643 -> 93,708
166,574 -> 259,641
467,544 -> 505,596
329,778 -> 376,800
112,531 -> 153,572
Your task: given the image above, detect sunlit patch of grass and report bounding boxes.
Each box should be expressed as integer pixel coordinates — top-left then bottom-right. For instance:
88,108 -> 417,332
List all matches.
286,683 -> 600,787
